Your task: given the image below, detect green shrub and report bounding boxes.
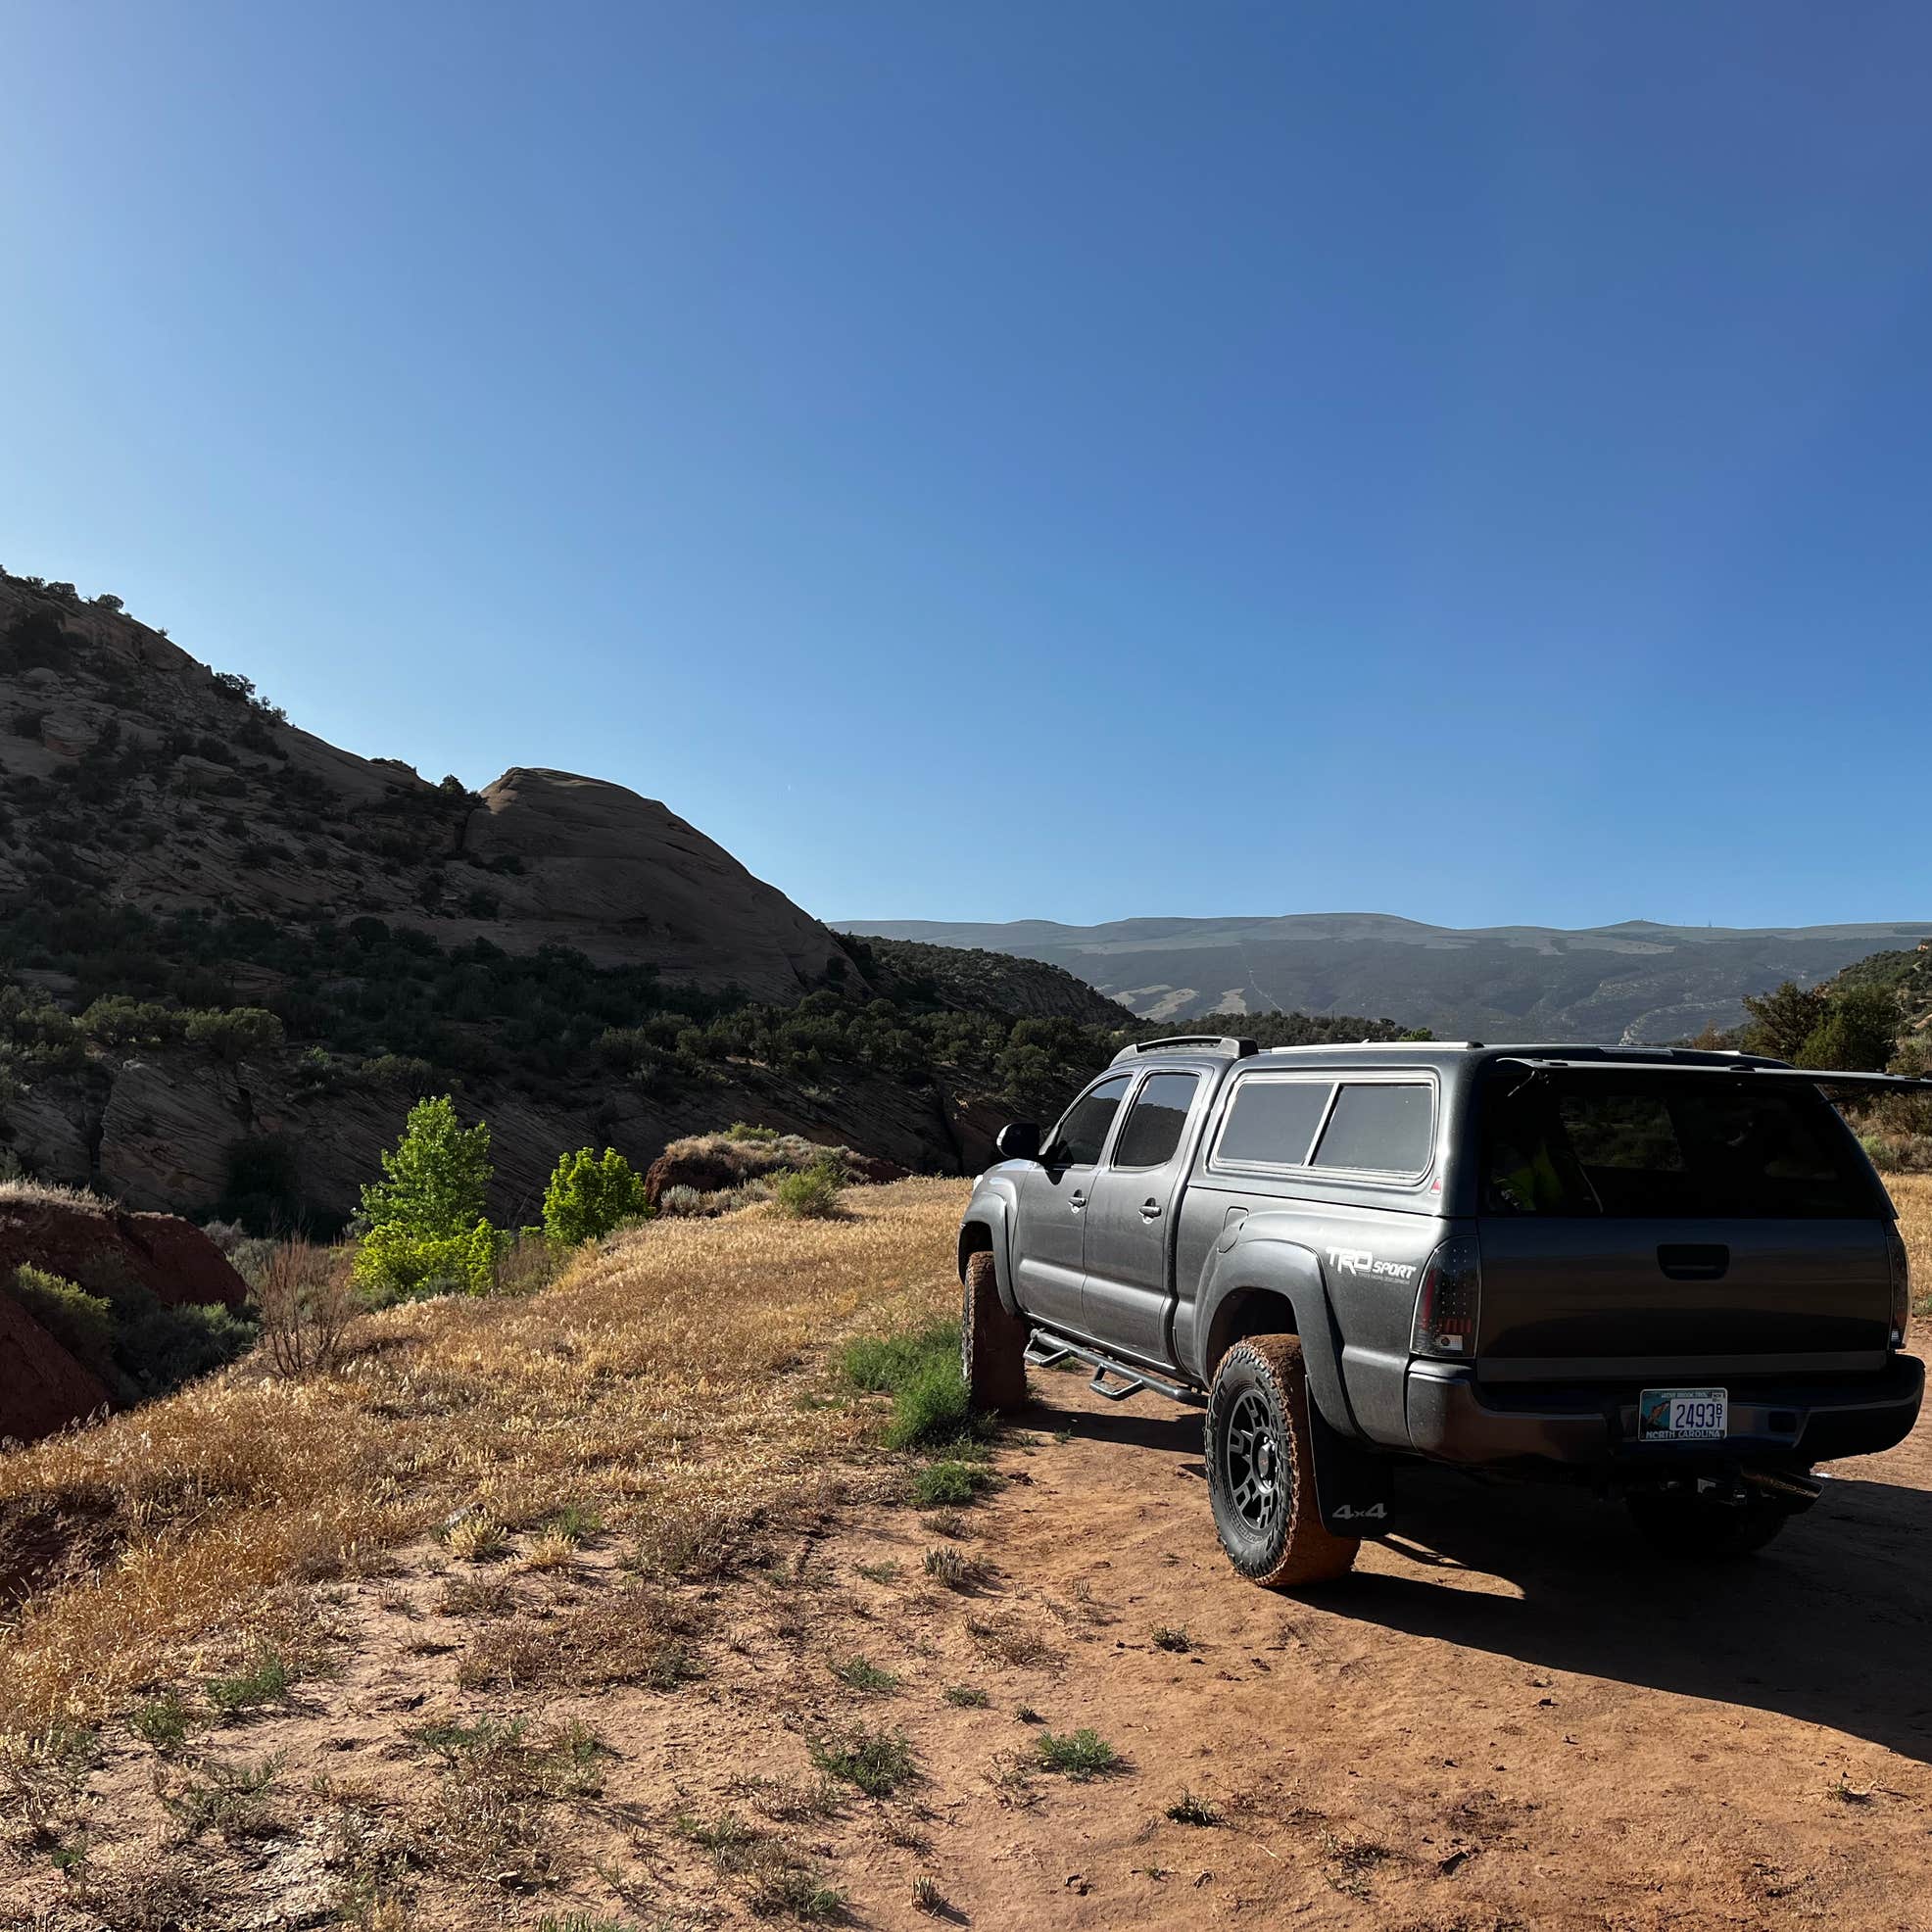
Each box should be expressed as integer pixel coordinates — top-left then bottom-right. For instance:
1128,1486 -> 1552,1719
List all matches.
840,1321 -> 960,1394
78,996 -> 182,1048
356,1219 -> 501,1305
206,1645 -> 292,1712
725,1122 -> 780,1142
884,1357 -> 972,1451
543,1146 -> 651,1247
7,1265 -> 115,1377
183,1006 -> 285,1062
769,1163 -> 844,1220
807,1725 -> 916,1797
911,1461 -> 991,1508
110,1290 -> 257,1398
1034,1727 -> 1122,1780
838,1319 -> 974,1450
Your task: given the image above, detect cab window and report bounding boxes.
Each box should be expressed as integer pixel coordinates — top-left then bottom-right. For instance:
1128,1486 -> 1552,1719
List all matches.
1213,1077 -> 1333,1168
1111,1071 -> 1201,1170
1048,1074 -> 1132,1167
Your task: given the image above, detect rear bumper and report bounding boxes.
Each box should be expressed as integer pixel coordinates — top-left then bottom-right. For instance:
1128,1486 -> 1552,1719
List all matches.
1404,1352 -> 1924,1472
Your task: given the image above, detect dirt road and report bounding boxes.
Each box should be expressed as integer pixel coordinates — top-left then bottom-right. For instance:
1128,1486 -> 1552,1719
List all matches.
889,1368 -> 1932,1929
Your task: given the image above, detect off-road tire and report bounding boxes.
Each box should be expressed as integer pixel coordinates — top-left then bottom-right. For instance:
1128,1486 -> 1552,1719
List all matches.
1625,1488 -> 1795,1559
961,1251 -> 1029,1413
1205,1335 -> 1359,1587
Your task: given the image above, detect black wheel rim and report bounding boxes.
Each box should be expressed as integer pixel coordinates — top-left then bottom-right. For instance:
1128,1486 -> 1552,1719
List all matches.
1222,1386 -> 1288,1535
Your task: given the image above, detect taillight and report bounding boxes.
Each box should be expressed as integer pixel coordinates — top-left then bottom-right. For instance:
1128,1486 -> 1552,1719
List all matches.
1887,1232 -> 1911,1348
1412,1233 -> 1482,1361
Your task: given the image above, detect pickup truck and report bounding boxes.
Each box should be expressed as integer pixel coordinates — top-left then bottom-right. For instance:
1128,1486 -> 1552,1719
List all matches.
957,1038 -> 1924,1587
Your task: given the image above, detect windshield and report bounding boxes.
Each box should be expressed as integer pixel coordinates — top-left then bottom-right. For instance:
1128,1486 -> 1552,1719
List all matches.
1478,1072 -> 1882,1219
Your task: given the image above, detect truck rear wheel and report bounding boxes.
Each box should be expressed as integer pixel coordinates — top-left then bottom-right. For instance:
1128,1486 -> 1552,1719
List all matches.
1625,1488 -> 1795,1558
1205,1335 -> 1359,1588
961,1251 -> 1029,1413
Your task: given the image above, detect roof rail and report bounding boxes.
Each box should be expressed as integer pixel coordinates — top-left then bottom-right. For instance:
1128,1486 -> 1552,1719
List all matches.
1109,1035 -> 1259,1068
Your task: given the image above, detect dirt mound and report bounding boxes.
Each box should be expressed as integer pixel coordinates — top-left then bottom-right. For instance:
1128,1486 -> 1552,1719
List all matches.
643,1132 -> 907,1207
0,1199 -> 247,1311
0,1295 -> 112,1446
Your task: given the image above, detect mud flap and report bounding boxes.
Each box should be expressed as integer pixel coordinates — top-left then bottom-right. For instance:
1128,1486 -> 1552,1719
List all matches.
1307,1402 -> 1395,1538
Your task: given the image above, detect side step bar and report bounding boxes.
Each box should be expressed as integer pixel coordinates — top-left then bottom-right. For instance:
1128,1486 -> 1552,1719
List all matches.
1024,1329 -> 1204,1408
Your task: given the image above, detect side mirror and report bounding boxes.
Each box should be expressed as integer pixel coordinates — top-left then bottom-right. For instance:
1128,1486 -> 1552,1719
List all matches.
994,1121 -> 1041,1163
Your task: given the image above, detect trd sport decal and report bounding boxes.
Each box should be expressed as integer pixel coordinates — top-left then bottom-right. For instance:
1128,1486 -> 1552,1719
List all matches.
1326,1247 -> 1418,1283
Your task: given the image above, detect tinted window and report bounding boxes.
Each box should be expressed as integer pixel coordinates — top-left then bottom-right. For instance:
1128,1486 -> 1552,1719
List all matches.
1051,1075 -> 1132,1167
1215,1079 -> 1332,1167
1112,1072 -> 1200,1169
1481,1074 -> 1875,1218
1312,1083 -> 1434,1175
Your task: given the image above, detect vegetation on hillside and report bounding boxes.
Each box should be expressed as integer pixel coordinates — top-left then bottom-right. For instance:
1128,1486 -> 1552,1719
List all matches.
0,892 -> 1418,1222
1704,948 -> 1932,1170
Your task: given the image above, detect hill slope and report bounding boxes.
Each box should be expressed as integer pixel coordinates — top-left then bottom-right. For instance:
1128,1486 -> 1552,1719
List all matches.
842,912 -> 1932,1043
0,574 -> 847,999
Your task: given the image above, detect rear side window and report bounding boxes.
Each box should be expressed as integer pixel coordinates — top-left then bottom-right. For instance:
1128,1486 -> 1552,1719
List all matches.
1112,1072 -> 1200,1169
1214,1079 -> 1332,1168
1312,1082 -> 1434,1176
1481,1074 -> 1877,1218
1050,1074 -> 1132,1167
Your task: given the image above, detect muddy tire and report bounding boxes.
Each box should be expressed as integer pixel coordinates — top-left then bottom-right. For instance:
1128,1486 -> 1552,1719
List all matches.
961,1251 -> 1029,1413
1205,1335 -> 1359,1588
1626,1488 -> 1795,1559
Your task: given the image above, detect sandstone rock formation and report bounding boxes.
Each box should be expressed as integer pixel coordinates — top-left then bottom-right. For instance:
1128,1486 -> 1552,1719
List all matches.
0,1191 -> 246,1444
0,1294 -> 112,1446
465,770 -> 846,994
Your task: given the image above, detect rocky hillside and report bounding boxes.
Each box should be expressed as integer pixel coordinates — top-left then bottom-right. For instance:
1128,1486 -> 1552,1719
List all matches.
0,575 -> 849,999
848,936 -> 1130,1024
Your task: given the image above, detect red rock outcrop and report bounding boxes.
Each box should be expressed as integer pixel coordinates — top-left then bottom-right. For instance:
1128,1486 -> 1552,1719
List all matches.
0,1201 -> 247,1310
0,1295 -> 112,1446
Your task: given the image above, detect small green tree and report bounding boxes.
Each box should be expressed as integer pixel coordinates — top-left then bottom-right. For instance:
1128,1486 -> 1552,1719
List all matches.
1740,981 -> 1829,1062
361,1096 -> 491,1236
356,1097 -> 498,1300
543,1146 -> 651,1247
1794,986 -> 1900,1074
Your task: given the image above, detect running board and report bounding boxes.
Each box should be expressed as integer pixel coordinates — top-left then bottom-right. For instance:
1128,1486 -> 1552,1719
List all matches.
1024,1329 -> 1204,1408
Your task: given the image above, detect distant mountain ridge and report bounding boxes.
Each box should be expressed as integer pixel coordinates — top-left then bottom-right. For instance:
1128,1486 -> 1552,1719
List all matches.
838,913 -> 1932,1044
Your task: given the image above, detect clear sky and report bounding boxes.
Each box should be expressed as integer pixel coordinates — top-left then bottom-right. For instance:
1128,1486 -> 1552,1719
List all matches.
4,2 -> 1928,932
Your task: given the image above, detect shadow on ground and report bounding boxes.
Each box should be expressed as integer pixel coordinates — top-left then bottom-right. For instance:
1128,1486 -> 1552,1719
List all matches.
1026,1387 -> 1932,1764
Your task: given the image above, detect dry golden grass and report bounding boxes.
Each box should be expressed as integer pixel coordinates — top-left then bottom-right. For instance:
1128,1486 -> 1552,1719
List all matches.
1891,1172 -> 1932,1314
0,1179 -> 967,1734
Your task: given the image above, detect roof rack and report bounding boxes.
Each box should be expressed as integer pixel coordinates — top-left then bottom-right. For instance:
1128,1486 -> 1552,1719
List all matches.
1109,1035 -> 1259,1068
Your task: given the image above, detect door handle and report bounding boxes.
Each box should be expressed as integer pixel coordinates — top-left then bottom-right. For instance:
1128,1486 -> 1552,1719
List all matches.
1069,1190 -> 1087,1211
1139,1199 -> 1163,1220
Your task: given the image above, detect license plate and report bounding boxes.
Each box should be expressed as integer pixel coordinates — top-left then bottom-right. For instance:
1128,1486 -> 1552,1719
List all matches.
1638,1387 -> 1728,1441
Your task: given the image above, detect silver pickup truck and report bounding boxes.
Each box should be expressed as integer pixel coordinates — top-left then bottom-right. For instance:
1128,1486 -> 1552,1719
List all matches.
957,1038 -> 1924,1588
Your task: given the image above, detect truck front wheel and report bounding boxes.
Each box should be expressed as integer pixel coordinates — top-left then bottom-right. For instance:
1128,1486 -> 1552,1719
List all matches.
1205,1335 -> 1359,1588
961,1251 -> 1029,1413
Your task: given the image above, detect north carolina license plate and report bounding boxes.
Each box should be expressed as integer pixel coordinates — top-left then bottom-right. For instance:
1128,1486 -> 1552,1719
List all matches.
1638,1387 -> 1728,1441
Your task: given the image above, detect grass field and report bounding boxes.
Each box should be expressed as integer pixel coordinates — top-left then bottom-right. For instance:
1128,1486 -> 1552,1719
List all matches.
0,1178 -> 969,1736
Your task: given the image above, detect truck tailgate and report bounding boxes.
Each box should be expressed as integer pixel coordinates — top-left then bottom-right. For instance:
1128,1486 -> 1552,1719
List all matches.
1474,1217 -> 1894,1381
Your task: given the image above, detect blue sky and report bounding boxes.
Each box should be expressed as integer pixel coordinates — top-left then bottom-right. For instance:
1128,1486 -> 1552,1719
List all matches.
4,2 -> 1929,931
